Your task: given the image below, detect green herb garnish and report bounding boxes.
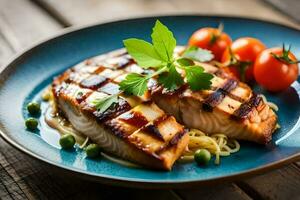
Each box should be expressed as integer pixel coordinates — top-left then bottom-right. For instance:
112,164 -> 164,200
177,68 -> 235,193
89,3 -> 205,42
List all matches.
92,94 -> 119,113
120,20 -> 213,96
158,64 -> 184,91
183,46 -> 214,62
119,73 -> 150,96
90,20 -> 214,113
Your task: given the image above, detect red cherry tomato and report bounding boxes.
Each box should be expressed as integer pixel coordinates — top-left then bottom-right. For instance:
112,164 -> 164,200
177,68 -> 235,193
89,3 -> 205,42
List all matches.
221,37 -> 266,82
188,27 -> 232,61
254,47 -> 299,92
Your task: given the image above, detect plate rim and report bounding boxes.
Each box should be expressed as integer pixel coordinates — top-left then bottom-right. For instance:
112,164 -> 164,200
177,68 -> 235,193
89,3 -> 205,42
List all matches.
1,14 -> 300,188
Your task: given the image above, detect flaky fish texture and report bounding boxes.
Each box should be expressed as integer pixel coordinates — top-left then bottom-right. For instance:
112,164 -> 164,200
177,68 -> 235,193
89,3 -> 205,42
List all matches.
52,49 -> 189,170
151,47 -> 277,144
52,47 -> 277,170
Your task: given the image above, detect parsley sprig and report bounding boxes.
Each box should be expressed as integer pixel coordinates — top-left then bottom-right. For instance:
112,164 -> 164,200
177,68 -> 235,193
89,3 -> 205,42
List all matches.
92,20 -> 214,114
120,20 -> 213,96
92,93 -> 119,113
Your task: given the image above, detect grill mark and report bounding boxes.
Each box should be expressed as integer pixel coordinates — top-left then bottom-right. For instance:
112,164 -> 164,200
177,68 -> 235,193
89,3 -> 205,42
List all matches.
156,129 -> 187,154
76,91 -> 92,104
227,93 -> 246,103
203,79 -> 238,111
104,120 -> 129,139
141,124 -> 165,141
93,98 -> 131,123
118,111 -> 149,128
116,57 -> 135,69
79,75 -> 109,90
232,93 -> 262,120
169,130 -> 186,146
94,66 -> 106,74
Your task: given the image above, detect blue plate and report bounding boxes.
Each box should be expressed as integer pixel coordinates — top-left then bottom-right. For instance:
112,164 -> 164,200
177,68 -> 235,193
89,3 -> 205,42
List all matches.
0,16 -> 300,188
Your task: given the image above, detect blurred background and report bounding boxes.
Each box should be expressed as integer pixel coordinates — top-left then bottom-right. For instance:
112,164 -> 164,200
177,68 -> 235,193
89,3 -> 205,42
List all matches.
0,0 -> 300,200
0,0 -> 299,68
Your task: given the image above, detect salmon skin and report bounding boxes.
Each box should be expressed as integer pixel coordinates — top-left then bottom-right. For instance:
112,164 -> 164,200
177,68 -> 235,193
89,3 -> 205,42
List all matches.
52,49 -> 189,170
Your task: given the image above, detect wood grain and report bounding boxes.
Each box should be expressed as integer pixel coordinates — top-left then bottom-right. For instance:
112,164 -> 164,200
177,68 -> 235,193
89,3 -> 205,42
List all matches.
36,0 -> 299,28
238,164 -> 300,200
0,0 -> 61,50
176,183 -> 251,200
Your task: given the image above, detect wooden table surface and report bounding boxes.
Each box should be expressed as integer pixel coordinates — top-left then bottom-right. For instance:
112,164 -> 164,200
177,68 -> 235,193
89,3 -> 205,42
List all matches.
0,0 -> 300,199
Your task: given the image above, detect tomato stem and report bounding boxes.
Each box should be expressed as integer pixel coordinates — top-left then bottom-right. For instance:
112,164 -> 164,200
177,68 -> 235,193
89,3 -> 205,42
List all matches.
226,48 -> 252,82
271,44 -> 300,64
209,23 -> 224,45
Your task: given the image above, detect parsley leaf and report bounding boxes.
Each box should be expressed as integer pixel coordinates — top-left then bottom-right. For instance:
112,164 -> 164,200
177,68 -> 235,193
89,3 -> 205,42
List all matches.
151,20 -> 176,62
92,94 -> 119,113
123,39 -> 164,68
183,46 -> 214,62
185,66 -> 213,91
158,64 -> 184,91
120,20 -> 213,96
177,58 -> 194,66
119,73 -> 149,96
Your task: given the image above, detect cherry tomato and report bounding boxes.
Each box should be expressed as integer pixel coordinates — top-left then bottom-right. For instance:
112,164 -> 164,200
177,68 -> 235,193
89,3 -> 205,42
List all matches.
221,37 -> 266,82
188,27 -> 232,61
254,47 -> 299,92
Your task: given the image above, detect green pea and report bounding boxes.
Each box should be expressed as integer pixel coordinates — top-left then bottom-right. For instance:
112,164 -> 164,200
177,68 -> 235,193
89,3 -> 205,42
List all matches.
27,102 -> 40,115
59,134 -> 75,149
25,118 -> 38,130
85,144 -> 101,158
194,149 -> 211,166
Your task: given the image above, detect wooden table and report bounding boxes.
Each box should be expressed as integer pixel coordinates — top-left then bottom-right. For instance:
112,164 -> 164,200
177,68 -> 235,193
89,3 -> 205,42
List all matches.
0,0 -> 300,199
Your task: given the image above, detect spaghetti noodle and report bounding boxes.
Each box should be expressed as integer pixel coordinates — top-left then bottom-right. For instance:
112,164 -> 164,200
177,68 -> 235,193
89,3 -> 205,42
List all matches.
179,129 -> 240,164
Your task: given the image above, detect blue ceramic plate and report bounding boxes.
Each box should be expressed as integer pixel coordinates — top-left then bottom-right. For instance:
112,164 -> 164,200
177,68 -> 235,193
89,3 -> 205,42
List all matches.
0,16 -> 300,188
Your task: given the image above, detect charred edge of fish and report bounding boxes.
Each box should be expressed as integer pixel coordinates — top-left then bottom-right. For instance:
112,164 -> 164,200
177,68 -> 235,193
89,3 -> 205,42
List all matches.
93,98 -> 131,123
202,79 -> 238,112
118,110 -> 149,128
79,74 -> 109,90
169,130 -> 186,146
116,57 -> 135,69
232,93 -> 262,120
141,124 -> 165,142
104,120 -> 129,139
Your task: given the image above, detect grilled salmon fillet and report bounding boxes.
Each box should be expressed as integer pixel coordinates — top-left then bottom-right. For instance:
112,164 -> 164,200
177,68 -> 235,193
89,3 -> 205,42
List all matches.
51,46 -> 277,169
151,47 -> 277,144
52,49 -> 189,170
